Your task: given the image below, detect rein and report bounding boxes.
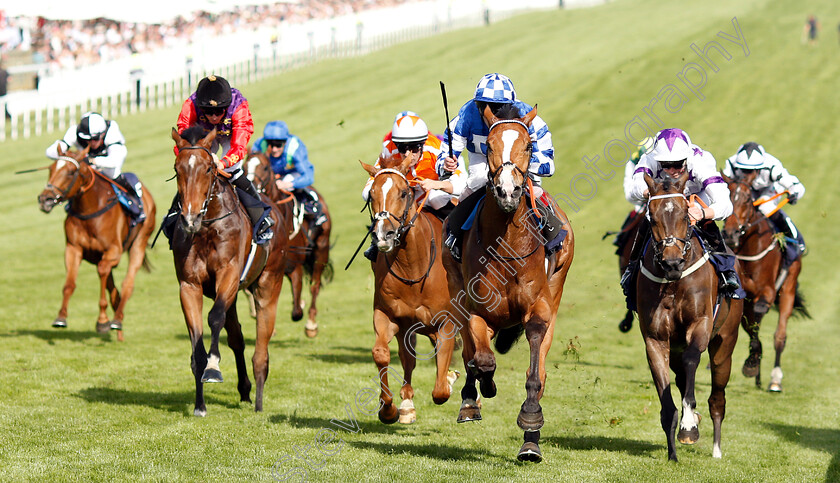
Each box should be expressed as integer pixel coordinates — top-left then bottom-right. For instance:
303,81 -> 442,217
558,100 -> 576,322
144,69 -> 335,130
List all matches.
48,156 -> 119,220
178,146 -> 238,225
728,182 -> 780,262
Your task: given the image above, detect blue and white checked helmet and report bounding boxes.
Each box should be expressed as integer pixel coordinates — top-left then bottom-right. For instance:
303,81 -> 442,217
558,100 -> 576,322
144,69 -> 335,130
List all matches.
732,142 -> 766,169
474,73 -> 516,104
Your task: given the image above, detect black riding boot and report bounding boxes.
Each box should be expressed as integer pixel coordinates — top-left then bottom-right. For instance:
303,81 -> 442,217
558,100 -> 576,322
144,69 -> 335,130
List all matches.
698,221 -> 740,293
114,174 -> 145,223
769,210 -> 806,261
620,218 -> 650,294
231,172 -> 274,244
443,190 -> 484,263
534,198 -> 566,256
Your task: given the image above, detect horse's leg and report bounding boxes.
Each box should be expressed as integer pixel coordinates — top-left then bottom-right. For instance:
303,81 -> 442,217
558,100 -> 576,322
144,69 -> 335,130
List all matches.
740,299 -> 763,387
94,252 -> 120,334
430,327 -> 457,405
516,310 -> 552,463
225,303 -> 252,403
179,283 -> 207,416
305,234 -> 330,339
457,321 -> 481,423
54,244 -> 83,328
202,274 -> 239,384
372,308 -> 399,424
468,314 -> 497,398
707,304 -> 740,458
110,229 -> 152,334
645,337 -> 679,461
674,328 -> 708,446
395,329 -> 417,424
287,264 -> 305,322
251,272 -> 283,412
769,260 -> 801,392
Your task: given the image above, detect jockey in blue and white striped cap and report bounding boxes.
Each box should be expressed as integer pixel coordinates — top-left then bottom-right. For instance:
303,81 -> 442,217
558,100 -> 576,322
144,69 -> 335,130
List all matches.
438,73 -> 554,199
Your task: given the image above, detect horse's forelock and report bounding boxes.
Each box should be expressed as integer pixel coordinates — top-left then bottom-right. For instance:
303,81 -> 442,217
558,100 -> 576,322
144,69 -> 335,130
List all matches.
181,126 -> 207,145
494,103 -> 520,120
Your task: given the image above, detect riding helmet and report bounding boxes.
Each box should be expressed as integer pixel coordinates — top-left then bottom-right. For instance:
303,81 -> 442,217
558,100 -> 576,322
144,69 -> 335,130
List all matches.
474,73 -> 516,104
263,120 -> 290,141
195,75 -> 232,109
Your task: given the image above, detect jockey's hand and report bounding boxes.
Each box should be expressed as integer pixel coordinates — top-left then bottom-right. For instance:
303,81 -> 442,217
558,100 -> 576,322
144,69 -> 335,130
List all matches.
215,157 -> 232,178
688,204 -> 706,222
788,193 -> 799,205
443,156 -> 458,172
642,189 -> 649,198
417,179 -> 441,192
275,179 -> 294,191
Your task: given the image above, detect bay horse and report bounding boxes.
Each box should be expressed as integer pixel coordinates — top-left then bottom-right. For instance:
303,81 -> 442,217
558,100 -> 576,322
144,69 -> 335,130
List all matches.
636,172 -> 742,461
171,127 -> 288,415
722,173 -> 808,392
244,152 -> 333,338
442,105 -> 575,462
360,153 -> 462,425
37,145 -> 157,341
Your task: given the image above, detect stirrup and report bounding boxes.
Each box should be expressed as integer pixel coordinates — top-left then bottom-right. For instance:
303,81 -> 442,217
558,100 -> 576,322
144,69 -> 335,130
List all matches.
445,234 -> 462,263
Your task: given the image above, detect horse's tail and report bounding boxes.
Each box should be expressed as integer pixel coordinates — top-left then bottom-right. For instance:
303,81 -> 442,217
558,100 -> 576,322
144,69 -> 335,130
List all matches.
141,253 -> 153,273
303,255 -> 334,284
791,286 -> 810,319
494,324 -> 526,355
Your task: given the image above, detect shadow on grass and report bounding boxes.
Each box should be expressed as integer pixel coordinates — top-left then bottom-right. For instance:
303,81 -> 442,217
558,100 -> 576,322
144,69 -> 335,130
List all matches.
765,422 -> 840,481
542,434 -> 661,456
75,386 -> 242,415
269,412 -> 428,436
552,359 -> 635,370
346,440 -> 490,462
4,329 -> 105,344
173,332 -> 300,349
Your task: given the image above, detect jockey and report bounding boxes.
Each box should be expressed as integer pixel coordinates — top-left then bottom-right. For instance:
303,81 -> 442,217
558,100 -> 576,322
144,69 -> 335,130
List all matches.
438,73 -> 564,262
251,120 -> 326,227
173,75 -> 273,244
46,112 -> 145,223
723,142 -> 807,263
361,110 -> 466,261
623,128 -> 742,298
613,136 -> 655,251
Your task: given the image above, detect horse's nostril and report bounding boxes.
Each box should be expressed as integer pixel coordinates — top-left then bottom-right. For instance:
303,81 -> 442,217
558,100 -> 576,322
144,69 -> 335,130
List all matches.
496,186 -> 505,198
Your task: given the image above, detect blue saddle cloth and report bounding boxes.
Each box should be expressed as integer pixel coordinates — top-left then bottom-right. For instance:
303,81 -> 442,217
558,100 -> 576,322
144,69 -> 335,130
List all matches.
112,172 -> 144,222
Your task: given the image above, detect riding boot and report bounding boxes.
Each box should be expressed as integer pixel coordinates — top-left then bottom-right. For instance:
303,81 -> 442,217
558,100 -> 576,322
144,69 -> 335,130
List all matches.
698,220 -> 741,294
160,193 -> 181,244
769,210 -> 806,264
620,217 -> 649,303
232,173 -> 274,244
444,190 -> 484,263
535,198 -> 567,256
364,239 -> 378,262
614,210 -> 637,251
114,174 -> 145,223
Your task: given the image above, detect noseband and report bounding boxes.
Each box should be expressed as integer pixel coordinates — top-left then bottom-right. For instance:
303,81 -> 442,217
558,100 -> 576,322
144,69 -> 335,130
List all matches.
178,145 -> 231,223
44,156 -> 87,202
647,193 -> 693,267
370,168 -> 416,245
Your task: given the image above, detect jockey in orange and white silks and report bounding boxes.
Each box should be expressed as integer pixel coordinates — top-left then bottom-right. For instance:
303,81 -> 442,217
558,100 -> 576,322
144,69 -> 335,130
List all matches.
624,128 -> 743,298
723,142 -> 807,258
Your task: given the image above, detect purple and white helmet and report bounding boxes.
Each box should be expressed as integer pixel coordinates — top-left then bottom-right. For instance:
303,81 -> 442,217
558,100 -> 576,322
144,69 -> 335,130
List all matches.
649,128 -> 692,163
474,73 -> 516,104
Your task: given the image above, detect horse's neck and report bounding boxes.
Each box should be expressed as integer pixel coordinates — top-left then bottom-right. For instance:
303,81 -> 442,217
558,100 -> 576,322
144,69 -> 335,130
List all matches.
208,179 -> 239,218
480,195 -> 538,251
390,207 -> 431,267
70,165 -> 109,211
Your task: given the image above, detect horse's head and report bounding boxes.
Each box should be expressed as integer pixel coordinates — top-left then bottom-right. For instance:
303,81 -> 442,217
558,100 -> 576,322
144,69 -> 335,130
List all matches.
645,172 -> 692,280
482,104 -> 537,213
360,153 -> 415,253
38,145 -> 91,213
245,151 -> 274,194
721,173 -> 756,250
171,126 -> 218,234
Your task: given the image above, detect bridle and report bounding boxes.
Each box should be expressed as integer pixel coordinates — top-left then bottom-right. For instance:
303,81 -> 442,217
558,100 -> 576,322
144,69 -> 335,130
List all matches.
177,145 -> 236,224
647,193 -> 693,268
726,181 -> 763,244
43,156 -> 91,203
369,168 -> 418,246
485,119 -> 532,192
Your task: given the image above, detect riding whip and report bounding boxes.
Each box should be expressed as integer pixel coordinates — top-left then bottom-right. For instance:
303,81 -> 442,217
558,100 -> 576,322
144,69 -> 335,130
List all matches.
439,81 -> 453,181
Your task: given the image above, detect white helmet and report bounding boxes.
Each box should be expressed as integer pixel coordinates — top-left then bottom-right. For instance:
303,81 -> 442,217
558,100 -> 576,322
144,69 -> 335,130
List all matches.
77,112 -> 107,140
391,113 -> 428,144
732,142 -> 766,169
649,128 -> 692,163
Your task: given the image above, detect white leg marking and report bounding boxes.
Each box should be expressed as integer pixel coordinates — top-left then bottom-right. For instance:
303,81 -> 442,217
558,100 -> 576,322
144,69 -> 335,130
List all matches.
713,442 -> 722,458
206,354 -> 220,371
770,366 -> 783,384
680,399 -> 697,430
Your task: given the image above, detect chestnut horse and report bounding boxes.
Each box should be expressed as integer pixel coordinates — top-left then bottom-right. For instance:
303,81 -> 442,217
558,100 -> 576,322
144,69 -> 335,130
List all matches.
442,105 -> 574,462
636,172 -> 742,461
171,127 -> 288,415
244,152 -> 333,338
360,153 -> 462,425
722,173 -> 808,392
37,146 -> 156,341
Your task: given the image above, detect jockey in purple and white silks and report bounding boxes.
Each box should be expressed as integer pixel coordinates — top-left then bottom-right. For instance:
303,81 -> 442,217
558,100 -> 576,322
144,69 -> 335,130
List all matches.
623,128 -> 743,299
438,73 -> 564,262
723,142 -> 807,263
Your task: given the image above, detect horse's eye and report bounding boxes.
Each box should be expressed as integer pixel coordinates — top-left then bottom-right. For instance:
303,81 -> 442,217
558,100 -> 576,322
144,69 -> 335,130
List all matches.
400,190 -> 407,199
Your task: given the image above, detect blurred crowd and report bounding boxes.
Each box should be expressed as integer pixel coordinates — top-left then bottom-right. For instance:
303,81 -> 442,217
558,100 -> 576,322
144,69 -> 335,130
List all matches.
0,0 -> 412,71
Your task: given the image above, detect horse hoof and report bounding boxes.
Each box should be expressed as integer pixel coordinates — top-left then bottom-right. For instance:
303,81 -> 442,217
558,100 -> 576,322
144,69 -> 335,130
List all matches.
517,410 -> 544,431
109,320 -> 123,331
305,320 -> 318,338
768,382 -> 782,392
742,362 -> 759,378
52,318 -> 67,328
379,409 -> 399,425
457,406 -> 482,423
479,378 -> 497,398
201,368 -> 224,383
398,408 -> 416,424
446,370 -> 461,394
194,408 -> 206,417
291,310 -> 304,322
95,322 -> 110,334
517,442 -> 543,462
678,427 -> 700,445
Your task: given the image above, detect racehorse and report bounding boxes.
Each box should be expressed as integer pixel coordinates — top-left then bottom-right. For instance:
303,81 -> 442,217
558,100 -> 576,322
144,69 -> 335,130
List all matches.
360,153 -> 462,424
37,145 -> 157,341
171,127 -> 288,415
244,152 -> 333,338
636,172 -> 742,461
442,105 -> 574,462
722,173 -> 808,392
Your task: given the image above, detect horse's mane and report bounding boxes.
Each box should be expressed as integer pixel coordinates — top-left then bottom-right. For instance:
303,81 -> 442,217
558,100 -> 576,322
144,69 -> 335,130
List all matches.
659,176 -> 680,194
181,126 -> 207,145
494,103 -> 521,120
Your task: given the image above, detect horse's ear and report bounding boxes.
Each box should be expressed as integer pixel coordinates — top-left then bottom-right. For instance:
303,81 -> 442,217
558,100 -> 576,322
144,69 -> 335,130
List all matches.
200,128 -> 217,148
396,153 -> 413,174
522,104 -> 537,126
359,160 -> 378,177
56,143 -> 65,157
673,170 -> 690,192
643,173 -> 656,196
171,127 -> 188,149
721,172 -> 732,184
79,145 -> 90,158
482,104 -> 500,126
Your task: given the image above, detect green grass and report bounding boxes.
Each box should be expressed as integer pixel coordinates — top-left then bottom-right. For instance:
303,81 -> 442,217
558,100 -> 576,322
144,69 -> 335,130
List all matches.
2,0 -> 840,481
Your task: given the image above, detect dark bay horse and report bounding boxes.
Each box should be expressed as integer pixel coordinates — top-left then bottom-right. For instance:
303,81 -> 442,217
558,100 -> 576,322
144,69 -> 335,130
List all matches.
442,105 -> 574,462
722,174 -> 808,392
244,152 -> 333,338
37,145 -> 157,341
171,127 -> 288,415
636,172 -> 742,461
360,153 -> 462,425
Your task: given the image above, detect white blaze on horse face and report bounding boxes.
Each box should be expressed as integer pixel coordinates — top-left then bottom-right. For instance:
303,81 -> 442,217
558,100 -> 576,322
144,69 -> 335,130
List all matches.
56,159 -> 67,171
246,157 -> 261,181
188,154 -> 197,169
375,177 -> 396,245
664,201 -> 675,213
498,130 -> 521,195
